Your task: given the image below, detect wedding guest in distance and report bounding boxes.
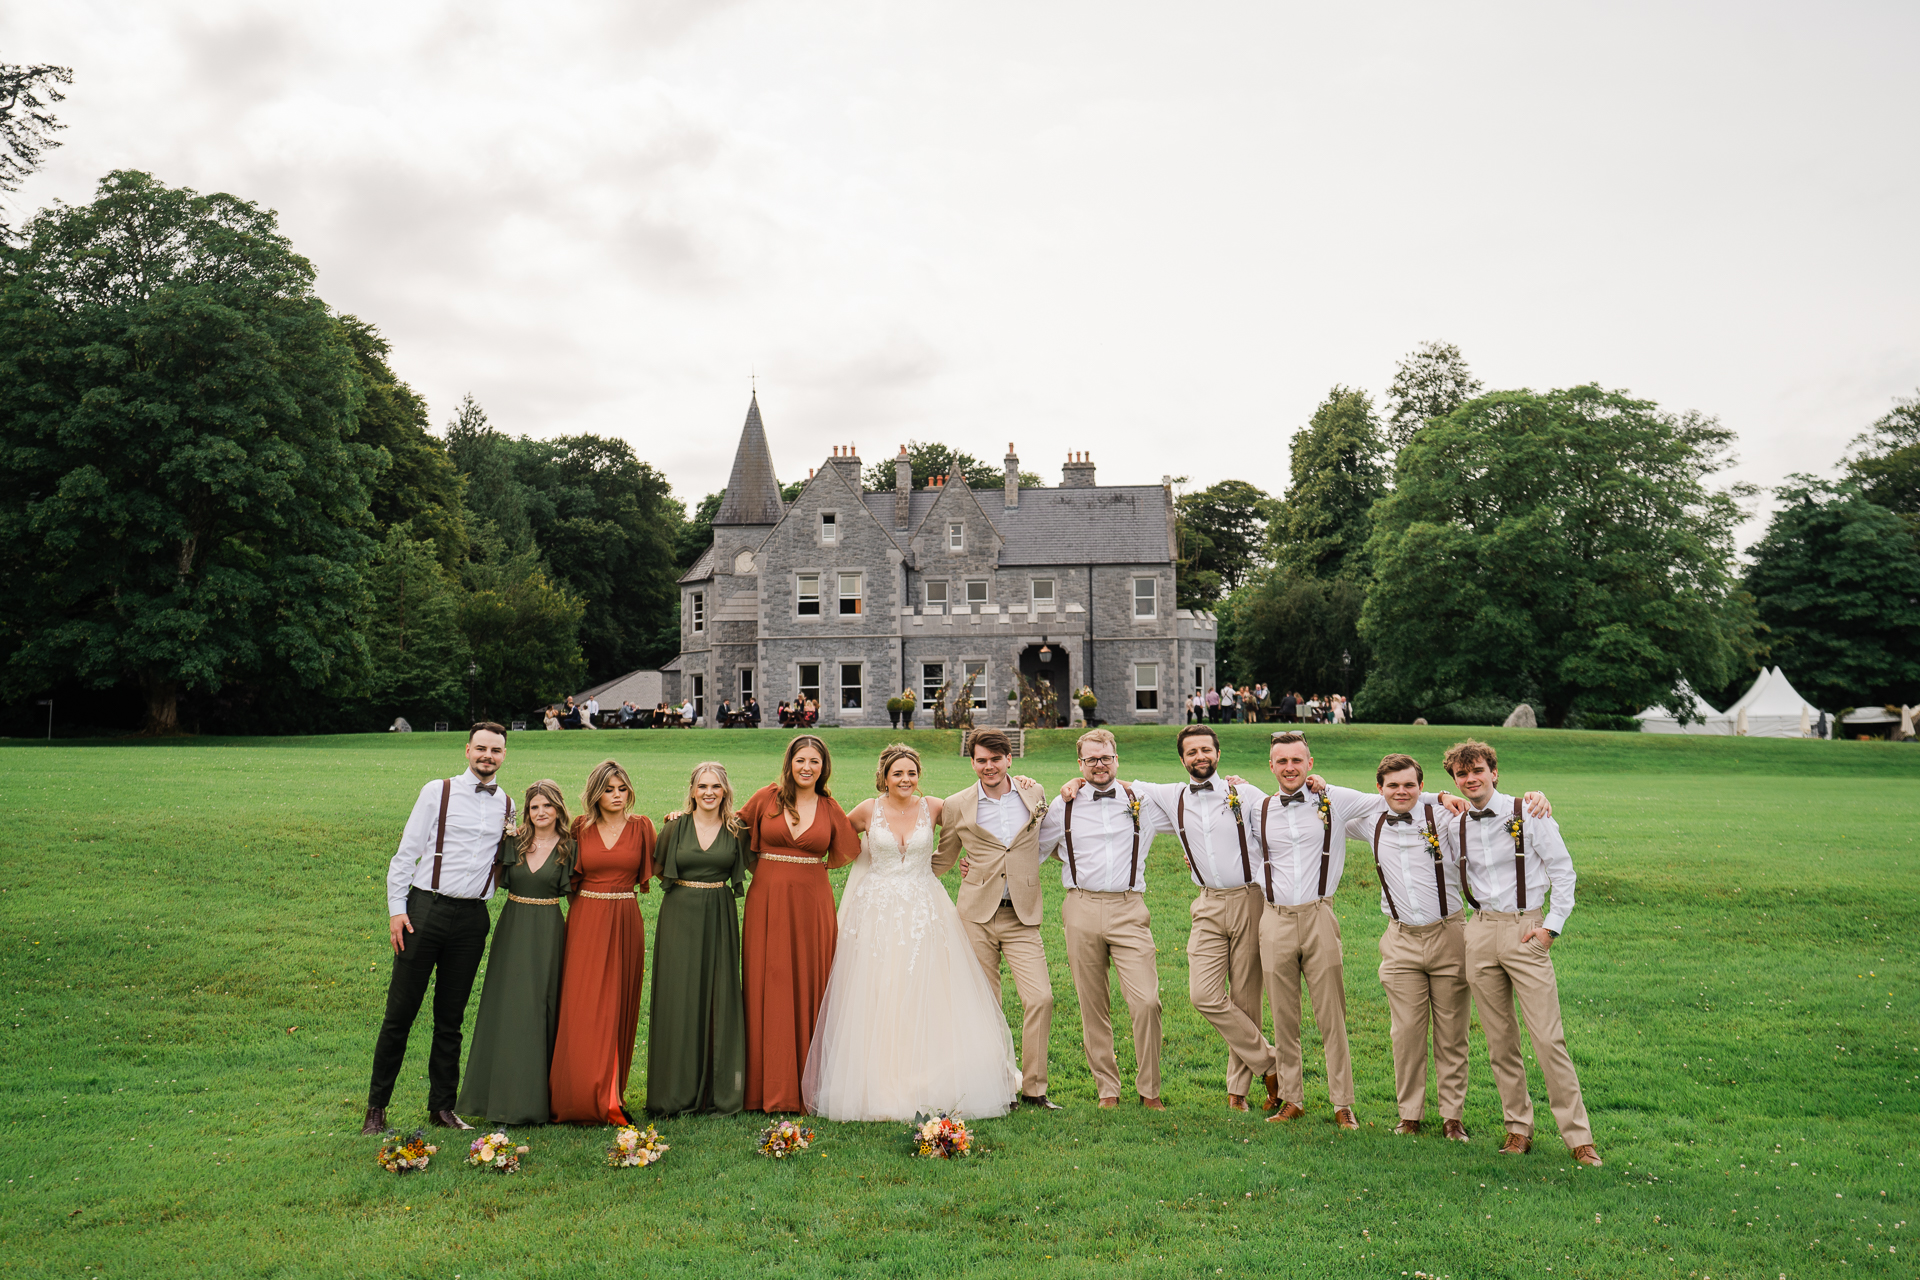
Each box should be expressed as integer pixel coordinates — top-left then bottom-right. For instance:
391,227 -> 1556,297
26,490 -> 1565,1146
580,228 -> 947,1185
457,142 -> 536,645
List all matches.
456,780 -> 576,1125
550,759 -> 656,1125
361,722 -> 514,1135
736,735 -> 860,1112
647,762 -> 750,1116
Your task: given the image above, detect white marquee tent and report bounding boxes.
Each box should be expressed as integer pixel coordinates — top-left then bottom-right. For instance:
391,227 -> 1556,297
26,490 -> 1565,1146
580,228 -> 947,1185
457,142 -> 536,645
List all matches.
1633,683 -> 1726,735
1637,668 -> 1833,738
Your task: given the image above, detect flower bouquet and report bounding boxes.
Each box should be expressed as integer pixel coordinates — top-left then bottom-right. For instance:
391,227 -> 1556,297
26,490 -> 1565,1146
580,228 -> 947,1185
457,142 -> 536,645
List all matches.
376,1129 -> 437,1174
908,1110 -> 973,1160
466,1131 -> 528,1174
757,1119 -> 815,1159
607,1124 -> 669,1169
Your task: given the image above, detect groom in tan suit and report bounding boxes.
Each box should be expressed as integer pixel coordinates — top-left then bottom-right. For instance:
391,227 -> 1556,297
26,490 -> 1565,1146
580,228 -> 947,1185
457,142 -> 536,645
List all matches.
934,729 -> 1059,1108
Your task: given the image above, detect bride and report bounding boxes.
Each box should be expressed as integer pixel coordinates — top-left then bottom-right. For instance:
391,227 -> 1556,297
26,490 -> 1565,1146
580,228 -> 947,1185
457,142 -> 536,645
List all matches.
802,743 -> 1021,1121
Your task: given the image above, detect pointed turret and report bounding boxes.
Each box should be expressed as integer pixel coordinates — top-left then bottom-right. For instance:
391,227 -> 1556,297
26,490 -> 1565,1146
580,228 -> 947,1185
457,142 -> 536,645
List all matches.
713,393 -> 784,526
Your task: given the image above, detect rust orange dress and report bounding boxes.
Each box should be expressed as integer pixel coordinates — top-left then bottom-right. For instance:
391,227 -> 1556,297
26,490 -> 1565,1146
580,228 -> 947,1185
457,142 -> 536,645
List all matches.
549,814 -> 656,1124
738,785 -> 859,1113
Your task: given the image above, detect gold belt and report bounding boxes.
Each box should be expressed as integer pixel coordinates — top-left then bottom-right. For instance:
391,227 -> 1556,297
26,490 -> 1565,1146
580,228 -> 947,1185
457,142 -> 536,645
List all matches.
759,853 -> 821,865
672,878 -> 726,889
507,894 -> 562,906
578,889 -> 636,900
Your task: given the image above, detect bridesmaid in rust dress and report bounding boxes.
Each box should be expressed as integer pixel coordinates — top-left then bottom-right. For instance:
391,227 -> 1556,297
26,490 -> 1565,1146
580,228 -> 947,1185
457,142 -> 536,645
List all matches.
550,759 -> 656,1124
737,734 -> 859,1113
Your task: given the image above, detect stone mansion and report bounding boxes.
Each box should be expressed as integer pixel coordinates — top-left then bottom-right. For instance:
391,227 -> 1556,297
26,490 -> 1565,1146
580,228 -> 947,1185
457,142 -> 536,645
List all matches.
664,394 -> 1219,728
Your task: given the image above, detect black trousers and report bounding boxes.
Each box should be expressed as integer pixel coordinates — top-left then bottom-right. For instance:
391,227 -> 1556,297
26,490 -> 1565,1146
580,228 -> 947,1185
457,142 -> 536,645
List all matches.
367,888 -> 490,1111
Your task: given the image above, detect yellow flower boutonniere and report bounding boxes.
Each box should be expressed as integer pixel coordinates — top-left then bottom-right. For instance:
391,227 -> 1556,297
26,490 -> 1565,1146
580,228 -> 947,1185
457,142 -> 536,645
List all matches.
1316,790 -> 1332,831
1506,813 -> 1525,854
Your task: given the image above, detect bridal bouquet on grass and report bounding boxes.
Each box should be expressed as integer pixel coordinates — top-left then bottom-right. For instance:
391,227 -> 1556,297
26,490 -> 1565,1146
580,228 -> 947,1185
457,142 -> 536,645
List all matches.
376,1130 -> 437,1174
757,1120 -> 814,1159
466,1132 -> 528,1174
607,1124 -> 668,1169
908,1111 -> 973,1160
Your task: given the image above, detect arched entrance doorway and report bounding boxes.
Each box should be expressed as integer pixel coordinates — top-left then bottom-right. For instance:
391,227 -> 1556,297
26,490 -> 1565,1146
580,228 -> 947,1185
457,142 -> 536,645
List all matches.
1017,641 -> 1072,728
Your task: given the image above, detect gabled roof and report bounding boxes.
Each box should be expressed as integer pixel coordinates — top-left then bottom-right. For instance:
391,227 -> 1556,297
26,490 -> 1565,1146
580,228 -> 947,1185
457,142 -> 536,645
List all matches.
677,546 -> 714,584
712,393 -> 785,526
862,483 -> 1173,565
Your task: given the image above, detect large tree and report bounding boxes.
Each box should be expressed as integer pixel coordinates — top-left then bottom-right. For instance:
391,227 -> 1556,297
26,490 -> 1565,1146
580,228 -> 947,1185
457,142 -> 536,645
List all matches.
1229,571 -> 1367,698
1384,340 -> 1484,453
0,170 -> 378,733
1360,385 -> 1751,727
1176,479 -> 1273,610
1744,477 -> 1920,710
1269,386 -> 1388,582
1847,389 -> 1920,524
0,63 -> 71,197
459,549 -> 586,718
341,317 -> 467,568
363,529 -> 471,725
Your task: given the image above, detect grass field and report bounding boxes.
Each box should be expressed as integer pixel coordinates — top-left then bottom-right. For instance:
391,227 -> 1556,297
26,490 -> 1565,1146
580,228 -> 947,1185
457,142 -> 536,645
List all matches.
3,722 -> 1917,1279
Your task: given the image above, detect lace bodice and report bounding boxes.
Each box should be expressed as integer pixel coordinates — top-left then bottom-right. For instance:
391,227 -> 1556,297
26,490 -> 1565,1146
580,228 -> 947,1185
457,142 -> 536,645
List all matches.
863,801 -> 936,876
841,799 -> 942,972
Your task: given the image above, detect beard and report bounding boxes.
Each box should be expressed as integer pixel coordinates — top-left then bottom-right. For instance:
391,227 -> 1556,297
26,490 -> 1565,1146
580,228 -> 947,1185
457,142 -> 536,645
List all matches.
1184,758 -> 1217,782
471,759 -> 499,779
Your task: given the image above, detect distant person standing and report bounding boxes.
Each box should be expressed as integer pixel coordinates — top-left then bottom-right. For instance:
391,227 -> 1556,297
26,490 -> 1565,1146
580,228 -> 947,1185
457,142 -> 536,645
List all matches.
1278,691 -> 1297,724
582,695 -> 600,729
1219,684 -> 1237,724
362,723 -> 514,1136
1205,686 -> 1222,723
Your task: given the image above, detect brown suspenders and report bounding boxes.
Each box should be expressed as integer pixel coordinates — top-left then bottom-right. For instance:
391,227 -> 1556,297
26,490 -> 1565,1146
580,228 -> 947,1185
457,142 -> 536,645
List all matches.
1062,797 -> 1080,887
1511,796 -> 1527,910
430,778 -> 510,896
1260,796 -> 1276,903
1175,788 -> 1252,887
1316,796 -> 1333,897
1064,793 -> 1142,891
1370,812 -> 1399,920
1425,803 -> 1450,918
1457,811 -> 1481,911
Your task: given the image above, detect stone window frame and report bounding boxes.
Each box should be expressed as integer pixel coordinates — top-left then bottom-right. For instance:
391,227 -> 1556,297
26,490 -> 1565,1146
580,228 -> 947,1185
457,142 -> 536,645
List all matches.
947,520 -> 965,552
963,579 -> 990,614
839,660 -> 865,711
1131,576 -> 1158,621
795,660 -> 823,705
1029,577 -> 1057,613
837,570 -> 864,616
923,579 -> 949,615
794,570 -> 823,619
738,666 -> 755,702
1133,661 -> 1160,712
960,657 -> 989,709
820,510 -> 840,545
691,590 -> 706,633
920,661 -> 945,706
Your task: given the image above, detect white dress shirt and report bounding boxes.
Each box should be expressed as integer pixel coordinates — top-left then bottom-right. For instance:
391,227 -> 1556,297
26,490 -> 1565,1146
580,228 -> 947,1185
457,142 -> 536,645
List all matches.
1343,798 -> 1457,925
1136,777 -> 1267,889
973,783 -> 1032,902
385,770 -> 512,915
1037,783 -> 1172,893
1252,783 -> 1398,906
1456,787 -> 1576,933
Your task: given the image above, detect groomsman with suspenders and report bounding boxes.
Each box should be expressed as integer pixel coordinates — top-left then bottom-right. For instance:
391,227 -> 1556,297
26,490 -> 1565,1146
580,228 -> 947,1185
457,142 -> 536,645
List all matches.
1443,738 -> 1601,1166
362,723 -> 514,1136
1036,730 -> 1173,1109
1069,724 -> 1282,1112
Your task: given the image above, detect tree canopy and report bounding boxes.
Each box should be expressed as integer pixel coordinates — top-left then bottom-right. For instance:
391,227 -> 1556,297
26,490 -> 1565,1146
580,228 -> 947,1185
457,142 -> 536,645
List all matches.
1176,479 -> 1273,610
1847,390 -> 1920,525
1360,385 -> 1752,727
1384,340 -> 1483,453
0,63 -> 71,196
1269,386 -> 1388,583
863,441 -> 1040,491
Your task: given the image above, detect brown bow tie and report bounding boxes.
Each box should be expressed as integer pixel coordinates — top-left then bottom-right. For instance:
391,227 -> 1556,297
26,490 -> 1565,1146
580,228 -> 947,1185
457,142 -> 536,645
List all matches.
1279,792 -> 1308,806
475,783 -> 498,796
1383,812 -> 1413,825
1188,780 -> 1213,792
1091,788 -> 1117,799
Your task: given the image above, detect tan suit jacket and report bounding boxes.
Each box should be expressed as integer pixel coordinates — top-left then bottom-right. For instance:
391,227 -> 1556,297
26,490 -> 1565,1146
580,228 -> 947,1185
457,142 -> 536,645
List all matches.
935,780 -> 1049,927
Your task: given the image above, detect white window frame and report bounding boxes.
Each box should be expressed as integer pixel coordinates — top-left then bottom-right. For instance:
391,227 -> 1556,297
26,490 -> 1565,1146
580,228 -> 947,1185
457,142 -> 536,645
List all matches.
838,572 -> 863,616
691,591 -> 705,633
820,511 -> 839,545
924,580 -> 948,615
921,662 -> 945,706
964,580 -> 989,614
840,662 -> 864,711
738,668 -> 755,699
692,673 -> 706,719
797,662 -> 822,704
796,572 -> 821,617
947,521 -> 965,552
1031,578 -> 1056,613
1132,577 -> 1157,620
963,659 -> 987,709
1134,663 -> 1159,711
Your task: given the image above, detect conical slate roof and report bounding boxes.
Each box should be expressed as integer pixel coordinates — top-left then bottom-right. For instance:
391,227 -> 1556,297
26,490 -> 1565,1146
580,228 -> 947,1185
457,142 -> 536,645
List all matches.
713,393 -> 784,526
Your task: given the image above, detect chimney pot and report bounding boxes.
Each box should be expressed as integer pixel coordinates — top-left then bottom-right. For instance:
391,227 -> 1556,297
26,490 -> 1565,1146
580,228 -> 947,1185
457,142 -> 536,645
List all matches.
1004,442 -> 1020,509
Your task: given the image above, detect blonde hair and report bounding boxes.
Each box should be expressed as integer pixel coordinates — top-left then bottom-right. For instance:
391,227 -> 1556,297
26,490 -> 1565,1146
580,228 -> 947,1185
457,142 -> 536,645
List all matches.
686,761 -> 744,833
874,742 -> 923,791
1076,728 -> 1117,758
581,759 -> 636,822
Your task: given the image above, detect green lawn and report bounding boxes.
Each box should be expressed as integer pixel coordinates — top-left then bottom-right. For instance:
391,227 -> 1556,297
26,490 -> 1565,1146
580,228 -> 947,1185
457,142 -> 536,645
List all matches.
3,723 -> 1916,1278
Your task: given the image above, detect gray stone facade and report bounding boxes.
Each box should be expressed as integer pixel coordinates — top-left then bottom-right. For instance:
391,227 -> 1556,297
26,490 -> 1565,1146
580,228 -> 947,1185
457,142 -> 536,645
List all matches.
669,396 -> 1217,727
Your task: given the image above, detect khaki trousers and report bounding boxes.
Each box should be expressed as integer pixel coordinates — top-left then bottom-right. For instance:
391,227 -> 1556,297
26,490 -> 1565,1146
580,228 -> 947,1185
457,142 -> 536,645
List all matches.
1377,914 -> 1471,1122
965,903 -> 1054,1097
1187,884 -> 1277,1095
1061,889 -> 1163,1100
1465,908 -> 1593,1147
1258,897 -> 1354,1108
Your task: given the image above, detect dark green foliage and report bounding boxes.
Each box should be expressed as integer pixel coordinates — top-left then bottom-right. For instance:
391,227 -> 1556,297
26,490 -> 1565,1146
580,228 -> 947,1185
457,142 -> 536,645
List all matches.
459,547 -> 586,720
0,170 -> 379,734
0,63 -> 71,194
1175,479 -> 1273,609
863,440 -> 1040,491
339,318 -> 467,569
1269,386 -> 1388,583
1847,389 -> 1920,522
1227,571 -> 1366,699
1744,477 -> 1920,709
677,490 -> 725,569
1384,340 -> 1483,453
1360,386 -> 1752,727
362,530 -> 470,725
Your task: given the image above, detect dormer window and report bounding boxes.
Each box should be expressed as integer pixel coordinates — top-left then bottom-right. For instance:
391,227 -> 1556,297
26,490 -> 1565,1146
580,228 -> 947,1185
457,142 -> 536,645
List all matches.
821,512 -> 838,544
947,521 -> 964,551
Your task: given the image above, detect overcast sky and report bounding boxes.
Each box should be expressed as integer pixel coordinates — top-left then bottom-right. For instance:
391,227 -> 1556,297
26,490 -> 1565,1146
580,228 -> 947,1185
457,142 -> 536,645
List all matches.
10,1 -> 1918,545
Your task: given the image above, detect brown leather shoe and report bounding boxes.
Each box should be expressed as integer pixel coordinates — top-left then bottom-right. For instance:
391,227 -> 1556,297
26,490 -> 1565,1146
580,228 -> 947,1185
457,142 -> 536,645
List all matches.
1267,1101 -> 1306,1123
1140,1096 -> 1166,1111
1392,1119 -> 1421,1136
429,1109 -> 475,1130
1570,1144 -> 1603,1167
1262,1071 -> 1281,1112
1226,1094 -> 1250,1112
1098,1096 -> 1120,1109
1443,1118 -> 1471,1143
1021,1094 -> 1063,1111
360,1105 -> 388,1137
1498,1132 -> 1531,1155
1333,1107 -> 1359,1130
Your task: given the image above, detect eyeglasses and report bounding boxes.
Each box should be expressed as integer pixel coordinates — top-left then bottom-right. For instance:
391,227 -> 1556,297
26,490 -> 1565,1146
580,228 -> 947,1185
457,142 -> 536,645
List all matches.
1078,755 -> 1117,767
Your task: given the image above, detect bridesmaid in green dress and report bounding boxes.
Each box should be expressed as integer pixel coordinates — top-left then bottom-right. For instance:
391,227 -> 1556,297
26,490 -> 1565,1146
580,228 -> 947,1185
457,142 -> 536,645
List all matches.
647,761 -> 749,1116
457,780 -> 576,1125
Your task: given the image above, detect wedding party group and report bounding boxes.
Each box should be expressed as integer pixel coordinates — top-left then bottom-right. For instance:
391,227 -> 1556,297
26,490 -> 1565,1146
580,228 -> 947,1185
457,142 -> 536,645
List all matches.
359,721 -> 1602,1169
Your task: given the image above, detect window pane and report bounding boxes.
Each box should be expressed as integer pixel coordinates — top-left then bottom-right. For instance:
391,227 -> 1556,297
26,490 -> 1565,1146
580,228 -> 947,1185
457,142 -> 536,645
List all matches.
840,663 -> 863,709
821,512 -> 837,543
797,574 -> 820,616
963,660 -> 987,708
925,581 -> 947,614
1032,579 -> 1054,605
922,663 -> 945,706
948,522 -> 964,550
740,669 -> 754,696
1133,578 -> 1155,617
965,581 -> 988,613
838,572 -> 862,615
1135,663 -> 1158,711
692,592 -> 705,631
692,674 -> 706,717
798,664 -> 820,701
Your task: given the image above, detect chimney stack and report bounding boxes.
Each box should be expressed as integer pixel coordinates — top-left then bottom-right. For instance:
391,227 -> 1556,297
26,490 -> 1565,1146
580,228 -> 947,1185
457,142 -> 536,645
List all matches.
1003,442 -> 1020,509
827,442 -> 863,492
1061,451 -> 1096,488
894,446 -> 912,527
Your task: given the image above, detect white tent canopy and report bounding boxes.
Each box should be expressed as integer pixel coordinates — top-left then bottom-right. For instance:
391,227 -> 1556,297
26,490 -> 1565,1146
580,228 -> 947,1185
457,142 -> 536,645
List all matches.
1715,667 -> 1830,738
1634,683 -> 1726,735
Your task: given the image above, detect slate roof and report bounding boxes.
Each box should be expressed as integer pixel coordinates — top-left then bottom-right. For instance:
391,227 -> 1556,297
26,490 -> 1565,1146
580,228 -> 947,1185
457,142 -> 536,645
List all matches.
861,484 -> 1172,565
712,393 -> 785,526
677,546 -> 714,584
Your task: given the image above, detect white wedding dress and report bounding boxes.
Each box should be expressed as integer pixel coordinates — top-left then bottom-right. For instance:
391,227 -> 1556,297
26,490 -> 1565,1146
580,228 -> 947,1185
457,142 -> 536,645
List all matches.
802,799 -> 1021,1121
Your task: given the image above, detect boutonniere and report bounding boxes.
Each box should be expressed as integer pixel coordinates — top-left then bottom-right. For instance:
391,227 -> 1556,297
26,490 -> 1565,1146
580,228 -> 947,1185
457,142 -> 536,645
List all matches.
1506,813 -> 1524,851
1225,785 -> 1244,822
1125,792 -> 1143,831
1316,790 -> 1332,828
1422,824 -> 1443,861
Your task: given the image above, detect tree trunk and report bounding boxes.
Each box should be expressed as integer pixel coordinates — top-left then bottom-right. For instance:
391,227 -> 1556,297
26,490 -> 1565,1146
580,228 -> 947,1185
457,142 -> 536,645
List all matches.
141,674 -> 180,736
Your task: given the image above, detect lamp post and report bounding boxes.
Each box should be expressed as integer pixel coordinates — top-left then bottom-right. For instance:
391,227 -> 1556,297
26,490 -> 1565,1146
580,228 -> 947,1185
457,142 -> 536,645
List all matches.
1341,649 -> 1352,712
467,661 -> 478,725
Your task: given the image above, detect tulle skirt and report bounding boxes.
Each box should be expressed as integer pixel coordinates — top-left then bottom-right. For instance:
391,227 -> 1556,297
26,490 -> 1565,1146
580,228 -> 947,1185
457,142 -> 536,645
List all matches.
802,863 -> 1020,1122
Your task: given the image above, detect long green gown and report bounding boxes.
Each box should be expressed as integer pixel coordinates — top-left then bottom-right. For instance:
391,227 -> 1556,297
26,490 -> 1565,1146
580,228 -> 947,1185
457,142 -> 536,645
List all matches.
456,848 -> 571,1124
646,816 -> 748,1115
